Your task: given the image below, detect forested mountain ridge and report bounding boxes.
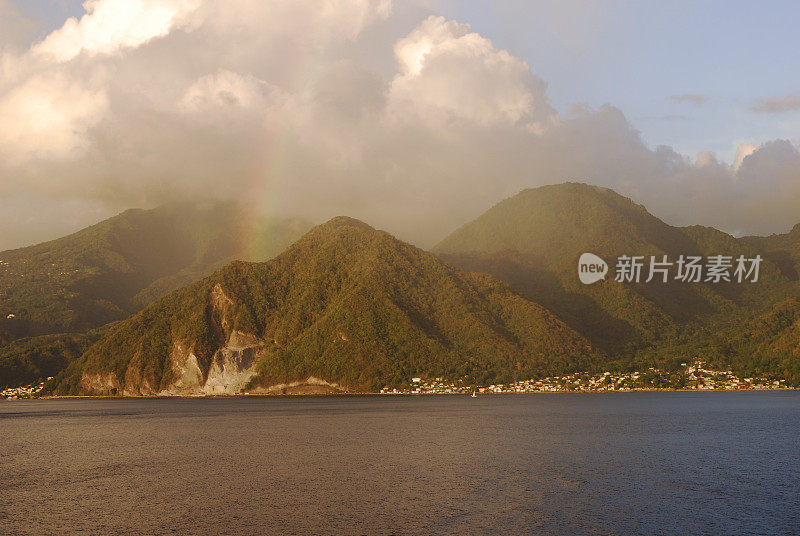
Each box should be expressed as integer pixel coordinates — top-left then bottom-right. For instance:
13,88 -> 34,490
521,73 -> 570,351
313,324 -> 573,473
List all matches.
434,183 -> 800,382
6,183 -> 800,392
51,216 -> 599,395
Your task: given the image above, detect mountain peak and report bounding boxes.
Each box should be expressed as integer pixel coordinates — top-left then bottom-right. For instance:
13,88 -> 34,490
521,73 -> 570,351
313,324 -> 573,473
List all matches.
518,181 -> 616,198
290,216 -> 384,251
319,216 -> 374,231
433,181 -> 672,263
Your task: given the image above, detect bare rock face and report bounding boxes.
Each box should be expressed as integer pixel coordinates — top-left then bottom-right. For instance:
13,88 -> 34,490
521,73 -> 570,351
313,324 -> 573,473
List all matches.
227,330 -> 259,349
76,281 -> 266,396
153,330 -> 263,395
109,329 -> 338,395
158,341 -> 204,395
253,376 -> 343,395
203,342 -> 261,395
79,372 -> 120,394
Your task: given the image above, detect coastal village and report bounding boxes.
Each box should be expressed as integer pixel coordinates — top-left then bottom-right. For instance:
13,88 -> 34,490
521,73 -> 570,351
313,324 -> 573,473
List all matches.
1,362 -> 791,399
381,361 -> 789,395
2,378 -> 52,400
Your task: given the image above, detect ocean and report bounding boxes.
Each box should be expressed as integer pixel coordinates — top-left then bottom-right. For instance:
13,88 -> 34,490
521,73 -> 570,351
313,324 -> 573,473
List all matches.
2,392 -> 799,535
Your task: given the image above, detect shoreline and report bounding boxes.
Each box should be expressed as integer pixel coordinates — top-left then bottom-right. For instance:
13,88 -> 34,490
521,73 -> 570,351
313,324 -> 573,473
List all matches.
3,387 -> 796,401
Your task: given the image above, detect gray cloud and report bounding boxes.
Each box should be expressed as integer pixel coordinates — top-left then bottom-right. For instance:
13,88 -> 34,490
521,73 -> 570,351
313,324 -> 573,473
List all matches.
669,93 -> 710,106
751,92 -> 800,113
0,1 -> 799,252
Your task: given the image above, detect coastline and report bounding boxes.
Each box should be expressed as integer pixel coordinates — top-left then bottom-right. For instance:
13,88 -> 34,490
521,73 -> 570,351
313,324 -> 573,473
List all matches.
7,386 -> 797,401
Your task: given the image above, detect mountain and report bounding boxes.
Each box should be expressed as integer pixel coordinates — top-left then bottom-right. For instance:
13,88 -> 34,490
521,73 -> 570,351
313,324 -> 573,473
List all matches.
433,183 -> 796,363
730,225 -> 800,382
0,202 -> 312,346
727,296 -> 800,384
51,217 -> 599,396
742,223 -> 800,281
13,183 -> 800,393
0,330 -> 104,389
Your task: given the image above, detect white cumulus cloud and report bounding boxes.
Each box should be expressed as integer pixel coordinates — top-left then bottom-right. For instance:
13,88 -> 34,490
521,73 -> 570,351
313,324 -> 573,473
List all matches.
32,0 -> 199,62
389,16 -> 555,131
0,72 -> 108,161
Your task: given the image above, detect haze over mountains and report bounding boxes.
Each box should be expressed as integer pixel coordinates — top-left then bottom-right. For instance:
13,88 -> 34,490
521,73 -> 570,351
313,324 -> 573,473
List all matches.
2,182 -> 799,393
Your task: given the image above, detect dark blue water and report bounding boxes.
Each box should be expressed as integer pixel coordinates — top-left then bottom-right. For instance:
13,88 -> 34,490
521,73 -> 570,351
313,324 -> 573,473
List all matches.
2,392 -> 799,535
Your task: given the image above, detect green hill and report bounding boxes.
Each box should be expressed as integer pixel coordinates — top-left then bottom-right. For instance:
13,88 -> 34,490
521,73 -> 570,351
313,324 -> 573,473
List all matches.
0,330 -> 105,389
0,202 -> 311,345
732,227 -> 800,383
435,183 -> 695,268
742,223 -> 800,281
726,297 -> 800,384
51,217 -> 599,395
433,183 -> 797,368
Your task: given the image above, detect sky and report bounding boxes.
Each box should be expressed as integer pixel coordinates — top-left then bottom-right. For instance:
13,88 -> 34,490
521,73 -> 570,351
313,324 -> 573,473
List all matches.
0,0 -> 798,250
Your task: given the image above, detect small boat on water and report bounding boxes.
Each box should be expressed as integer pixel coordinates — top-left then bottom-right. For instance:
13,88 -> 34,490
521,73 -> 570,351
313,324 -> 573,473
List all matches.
471,390 -> 477,398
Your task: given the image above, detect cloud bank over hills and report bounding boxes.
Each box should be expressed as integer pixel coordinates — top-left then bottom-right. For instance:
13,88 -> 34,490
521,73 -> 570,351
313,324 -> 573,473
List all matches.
0,0 -> 798,250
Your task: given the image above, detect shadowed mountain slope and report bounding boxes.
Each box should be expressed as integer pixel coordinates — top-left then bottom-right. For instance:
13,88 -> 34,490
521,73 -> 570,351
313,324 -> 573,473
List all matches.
434,183 -> 795,363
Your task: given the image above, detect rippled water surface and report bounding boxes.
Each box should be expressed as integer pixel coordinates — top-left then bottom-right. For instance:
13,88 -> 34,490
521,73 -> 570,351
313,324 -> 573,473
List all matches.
2,392 -> 799,535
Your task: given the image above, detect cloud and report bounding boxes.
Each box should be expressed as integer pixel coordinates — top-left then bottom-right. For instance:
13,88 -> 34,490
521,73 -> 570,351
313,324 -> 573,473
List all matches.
180,70 -> 286,111
669,93 -> 710,106
389,16 -> 556,132
32,0 -> 200,61
0,71 -> 108,161
731,140 -> 800,235
751,92 -> 800,113
733,143 -> 757,171
1,1 -> 800,251
0,193 -> 115,252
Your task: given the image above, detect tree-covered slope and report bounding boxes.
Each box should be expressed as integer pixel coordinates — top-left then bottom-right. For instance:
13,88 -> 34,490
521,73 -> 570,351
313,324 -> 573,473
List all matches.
433,182 -> 796,361
0,331 -> 106,389
435,182 -> 696,268
52,217 -> 600,395
742,223 -> 800,281
0,202 -> 311,345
